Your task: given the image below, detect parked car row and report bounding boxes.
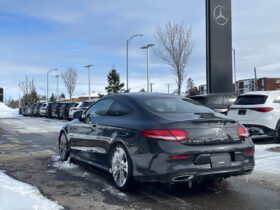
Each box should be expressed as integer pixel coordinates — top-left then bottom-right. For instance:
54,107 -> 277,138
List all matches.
190,91 -> 280,142
20,100 -> 97,120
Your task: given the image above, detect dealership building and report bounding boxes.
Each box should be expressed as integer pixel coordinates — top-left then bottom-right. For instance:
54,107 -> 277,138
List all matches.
199,77 -> 280,95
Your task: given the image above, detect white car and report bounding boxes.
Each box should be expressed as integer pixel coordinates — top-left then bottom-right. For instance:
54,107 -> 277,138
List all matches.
228,91 -> 280,142
39,103 -> 47,116
68,100 -> 97,119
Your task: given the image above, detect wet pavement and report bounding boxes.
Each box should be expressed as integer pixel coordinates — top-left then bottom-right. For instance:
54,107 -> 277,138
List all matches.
0,117 -> 279,210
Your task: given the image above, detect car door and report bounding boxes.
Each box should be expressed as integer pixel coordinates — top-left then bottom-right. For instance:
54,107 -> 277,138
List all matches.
68,99 -> 114,166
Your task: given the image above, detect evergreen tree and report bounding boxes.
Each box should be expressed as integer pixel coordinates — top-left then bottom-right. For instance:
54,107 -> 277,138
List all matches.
50,93 -> 55,102
139,88 -> 145,92
60,93 -> 65,98
186,78 -> 199,97
105,67 -> 125,94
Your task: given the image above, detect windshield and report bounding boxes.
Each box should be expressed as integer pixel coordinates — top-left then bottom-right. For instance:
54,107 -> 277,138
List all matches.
234,95 -> 268,105
139,97 -> 213,114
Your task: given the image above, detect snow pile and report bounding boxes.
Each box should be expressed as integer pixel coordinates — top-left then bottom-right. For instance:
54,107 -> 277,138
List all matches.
0,171 -> 63,210
254,144 -> 280,175
0,102 -> 19,118
52,156 -> 79,170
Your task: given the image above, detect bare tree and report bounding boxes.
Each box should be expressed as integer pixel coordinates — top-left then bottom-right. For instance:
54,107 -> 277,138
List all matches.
155,22 -> 194,95
61,67 -> 77,101
20,76 -> 39,104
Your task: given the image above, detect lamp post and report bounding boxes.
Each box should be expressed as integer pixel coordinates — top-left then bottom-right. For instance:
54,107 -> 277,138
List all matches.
55,75 -> 60,101
18,83 -> 21,108
166,83 -> 171,94
47,68 -> 58,102
140,44 -> 155,92
126,34 -> 143,91
40,88 -> 47,101
4,87 -> 10,105
232,48 -> 237,93
85,65 -> 93,99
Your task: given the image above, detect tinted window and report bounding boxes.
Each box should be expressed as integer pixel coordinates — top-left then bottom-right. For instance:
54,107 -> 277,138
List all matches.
81,101 -> 94,107
208,96 -> 224,105
87,99 -> 113,117
140,97 -> 213,114
274,95 -> 280,103
191,96 -> 206,104
107,101 -> 132,116
234,95 -> 268,105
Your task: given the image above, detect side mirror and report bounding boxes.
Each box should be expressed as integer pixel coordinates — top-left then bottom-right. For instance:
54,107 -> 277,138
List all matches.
73,110 -> 84,121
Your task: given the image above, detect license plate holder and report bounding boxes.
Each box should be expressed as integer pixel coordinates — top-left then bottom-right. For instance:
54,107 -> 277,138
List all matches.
211,153 -> 231,168
238,109 -> 246,115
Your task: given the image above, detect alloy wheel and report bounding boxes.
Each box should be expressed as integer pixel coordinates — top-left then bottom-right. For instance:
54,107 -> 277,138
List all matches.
111,146 -> 129,188
59,133 -> 68,160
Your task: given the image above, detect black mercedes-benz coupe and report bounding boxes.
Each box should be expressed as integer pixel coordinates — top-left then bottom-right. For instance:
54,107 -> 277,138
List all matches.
58,93 -> 254,190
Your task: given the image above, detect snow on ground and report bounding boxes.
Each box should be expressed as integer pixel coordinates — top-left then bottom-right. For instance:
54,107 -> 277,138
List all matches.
0,102 -> 19,118
0,171 -> 63,210
254,144 -> 280,175
0,117 -> 67,134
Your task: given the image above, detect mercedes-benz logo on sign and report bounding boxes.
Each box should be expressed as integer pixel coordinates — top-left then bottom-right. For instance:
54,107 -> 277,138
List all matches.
213,5 -> 229,26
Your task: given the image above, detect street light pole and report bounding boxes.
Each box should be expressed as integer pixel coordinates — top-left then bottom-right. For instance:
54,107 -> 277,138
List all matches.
47,68 -> 58,103
85,65 -> 93,100
166,83 -> 171,94
126,34 -> 143,92
40,88 -> 47,101
232,48 -> 237,93
4,87 -> 9,105
18,83 -> 21,108
55,75 -> 60,101
140,44 -> 155,92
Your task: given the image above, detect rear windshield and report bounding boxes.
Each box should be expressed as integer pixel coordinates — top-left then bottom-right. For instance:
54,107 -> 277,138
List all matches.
139,97 -> 213,114
81,101 -> 94,107
192,95 -> 224,105
234,95 -> 268,105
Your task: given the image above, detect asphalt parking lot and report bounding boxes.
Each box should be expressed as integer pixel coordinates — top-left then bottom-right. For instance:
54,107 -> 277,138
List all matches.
0,117 -> 279,210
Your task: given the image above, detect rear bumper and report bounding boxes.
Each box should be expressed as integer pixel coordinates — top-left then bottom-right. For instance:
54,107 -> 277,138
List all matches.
131,141 -> 255,183
134,164 -> 254,183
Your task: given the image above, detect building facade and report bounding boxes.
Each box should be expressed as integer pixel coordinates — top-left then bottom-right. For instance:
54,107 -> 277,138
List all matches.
199,77 -> 280,95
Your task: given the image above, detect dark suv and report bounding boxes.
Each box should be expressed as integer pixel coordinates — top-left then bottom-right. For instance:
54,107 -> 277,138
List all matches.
190,93 -> 237,115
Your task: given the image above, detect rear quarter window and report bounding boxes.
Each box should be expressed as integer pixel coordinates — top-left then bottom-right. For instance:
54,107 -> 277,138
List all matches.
234,95 -> 268,105
140,98 -> 212,114
273,95 -> 280,103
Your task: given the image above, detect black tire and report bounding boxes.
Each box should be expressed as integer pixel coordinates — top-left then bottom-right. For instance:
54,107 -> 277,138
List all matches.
274,121 -> 280,143
59,132 -> 70,161
110,144 -> 134,191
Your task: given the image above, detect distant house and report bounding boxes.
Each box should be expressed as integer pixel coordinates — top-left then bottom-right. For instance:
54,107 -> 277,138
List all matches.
199,77 -> 280,95
237,77 -> 280,94
60,91 -> 106,102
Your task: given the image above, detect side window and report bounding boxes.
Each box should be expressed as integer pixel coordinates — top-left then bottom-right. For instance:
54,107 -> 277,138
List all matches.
107,101 -> 132,116
210,96 -> 223,105
274,95 -> 280,103
87,99 -> 114,117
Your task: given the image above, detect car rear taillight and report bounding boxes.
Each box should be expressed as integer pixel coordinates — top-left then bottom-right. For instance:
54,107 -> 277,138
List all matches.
249,107 -> 273,112
243,148 -> 254,156
141,129 -> 189,141
238,127 -> 250,138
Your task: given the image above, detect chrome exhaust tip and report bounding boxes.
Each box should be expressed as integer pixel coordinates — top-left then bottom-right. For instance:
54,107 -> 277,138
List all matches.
172,175 -> 194,182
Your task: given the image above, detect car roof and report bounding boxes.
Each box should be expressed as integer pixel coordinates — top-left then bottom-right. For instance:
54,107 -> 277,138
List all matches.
106,92 -> 178,100
191,93 -> 236,97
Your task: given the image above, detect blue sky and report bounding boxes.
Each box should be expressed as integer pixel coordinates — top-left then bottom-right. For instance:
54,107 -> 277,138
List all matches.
0,0 -> 280,100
